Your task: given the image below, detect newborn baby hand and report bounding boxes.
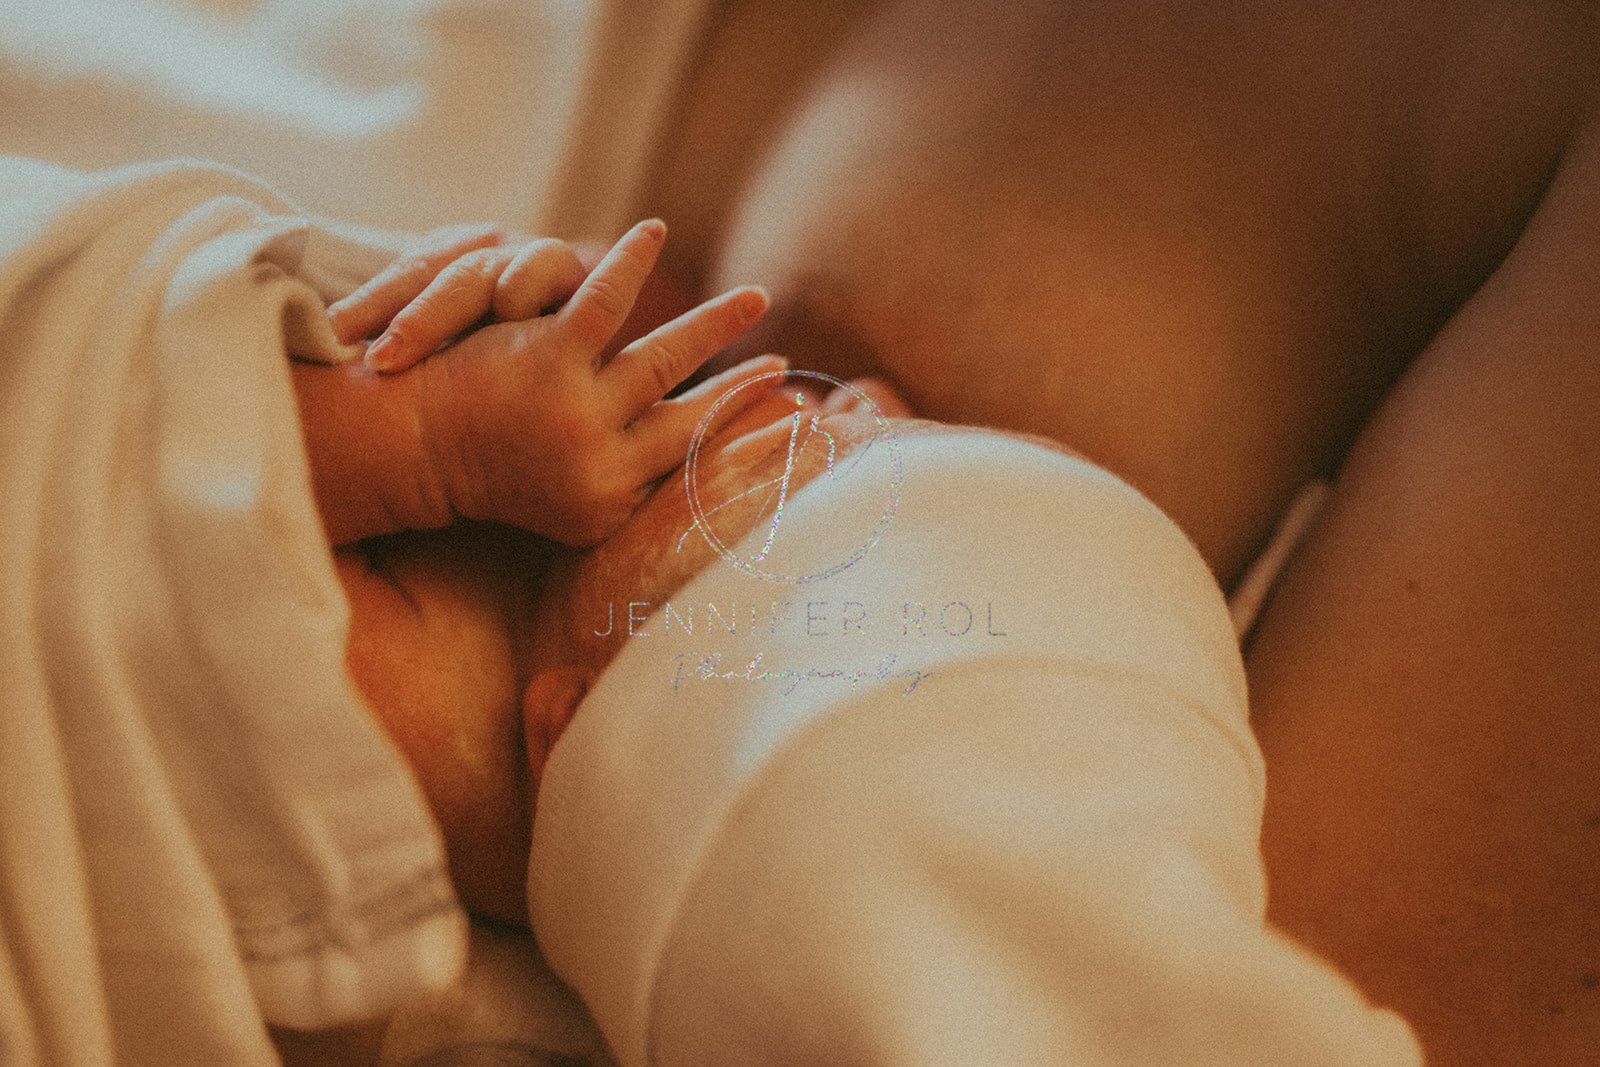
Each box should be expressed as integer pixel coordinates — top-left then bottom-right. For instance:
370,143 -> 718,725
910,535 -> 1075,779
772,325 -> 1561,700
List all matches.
402,220 -> 779,545
298,222 -> 777,548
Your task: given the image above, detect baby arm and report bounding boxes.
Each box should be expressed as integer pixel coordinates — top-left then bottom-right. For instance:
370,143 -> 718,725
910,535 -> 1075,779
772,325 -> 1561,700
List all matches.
295,221 -> 779,546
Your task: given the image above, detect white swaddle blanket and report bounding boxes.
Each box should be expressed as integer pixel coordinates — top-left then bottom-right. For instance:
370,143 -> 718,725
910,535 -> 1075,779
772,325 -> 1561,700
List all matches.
530,430 -> 1423,1065
0,156 -> 465,1065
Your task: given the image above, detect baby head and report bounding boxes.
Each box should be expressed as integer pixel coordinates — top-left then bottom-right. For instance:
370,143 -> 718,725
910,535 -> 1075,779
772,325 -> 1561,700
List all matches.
338,379 -> 908,923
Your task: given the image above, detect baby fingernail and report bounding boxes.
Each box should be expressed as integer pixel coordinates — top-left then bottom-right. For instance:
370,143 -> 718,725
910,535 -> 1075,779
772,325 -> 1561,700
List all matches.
364,333 -> 401,370
325,304 -> 353,339
638,218 -> 666,241
736,287 -> 770,325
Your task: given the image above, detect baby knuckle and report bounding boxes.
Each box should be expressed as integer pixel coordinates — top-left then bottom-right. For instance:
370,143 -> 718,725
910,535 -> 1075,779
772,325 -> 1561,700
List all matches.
522,237 -> 570,263
573,279 -> 628,336
393,255 -> 434,282
507,239 -> 583,290
585,276 -> 628,319
640,339 -> 690,395
451,248 -> 505,280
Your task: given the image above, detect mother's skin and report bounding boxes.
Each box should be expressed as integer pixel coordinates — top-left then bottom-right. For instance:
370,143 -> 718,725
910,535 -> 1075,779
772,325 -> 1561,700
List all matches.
636,0 -> 1600,1060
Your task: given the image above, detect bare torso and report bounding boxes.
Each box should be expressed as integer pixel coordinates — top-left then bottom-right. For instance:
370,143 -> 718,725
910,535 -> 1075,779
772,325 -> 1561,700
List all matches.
640,0 -> 1597,584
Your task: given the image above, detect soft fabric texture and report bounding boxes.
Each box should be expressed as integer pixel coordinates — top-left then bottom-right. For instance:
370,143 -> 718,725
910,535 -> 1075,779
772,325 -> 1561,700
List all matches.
377,924 -> 617,1067
0,155 -> 465,1066
0,0 -> 711,240
530,430 -> 1423,1065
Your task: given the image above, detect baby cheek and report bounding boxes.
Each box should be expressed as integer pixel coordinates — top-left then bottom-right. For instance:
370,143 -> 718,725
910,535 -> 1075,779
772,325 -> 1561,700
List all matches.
338,552 -> 534,925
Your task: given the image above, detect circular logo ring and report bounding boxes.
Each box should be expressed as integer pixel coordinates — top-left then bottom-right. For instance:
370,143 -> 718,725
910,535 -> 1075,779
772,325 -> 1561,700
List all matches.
684,369 -> 903,585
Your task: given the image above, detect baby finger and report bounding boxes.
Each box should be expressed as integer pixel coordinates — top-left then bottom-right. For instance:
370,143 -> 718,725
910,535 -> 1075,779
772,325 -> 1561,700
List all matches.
327,225 -> 504,345
604,285 -> 770,425
492,239 -> 588,321
557,219 -> 667,353
366,247 -> 515,373
629,353 -> 790,478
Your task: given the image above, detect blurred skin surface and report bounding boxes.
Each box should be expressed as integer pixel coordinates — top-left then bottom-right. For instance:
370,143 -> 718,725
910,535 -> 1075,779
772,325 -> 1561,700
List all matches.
653,0 -> 1598,590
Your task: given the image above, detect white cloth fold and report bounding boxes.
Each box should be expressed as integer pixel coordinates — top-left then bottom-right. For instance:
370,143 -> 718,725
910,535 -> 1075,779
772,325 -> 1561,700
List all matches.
530,430 -> 1423,1065
0,156 -> 465,1066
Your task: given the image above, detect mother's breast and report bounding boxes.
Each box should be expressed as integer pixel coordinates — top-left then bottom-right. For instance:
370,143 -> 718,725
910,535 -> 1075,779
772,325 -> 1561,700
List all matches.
642,0 -> 1596,588
694,0 -> 1390,587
